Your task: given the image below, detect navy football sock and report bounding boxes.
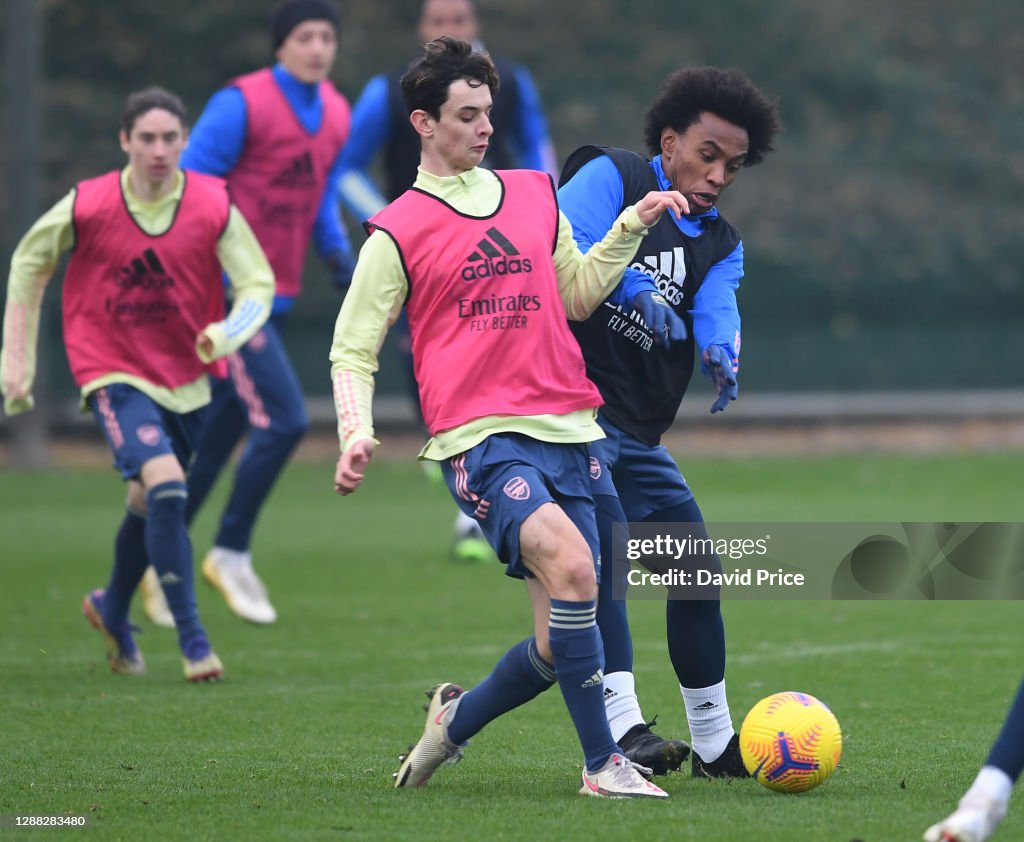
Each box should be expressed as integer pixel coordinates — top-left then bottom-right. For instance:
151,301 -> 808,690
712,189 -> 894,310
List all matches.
987,678 -> 1024,781
648,500 -> 726,688
101,506 -> 149,629
447,638 -> 555,745
666,599 -> 726,687
548,598 -> 619,772
145,481 -> 204,645
595,493 -> 633,673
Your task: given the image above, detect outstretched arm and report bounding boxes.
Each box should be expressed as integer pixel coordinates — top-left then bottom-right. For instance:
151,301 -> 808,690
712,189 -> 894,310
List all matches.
198,206 -> 276,361
553,188 -> 689,321
693,242 -> 743,413
557,154 -> 686,344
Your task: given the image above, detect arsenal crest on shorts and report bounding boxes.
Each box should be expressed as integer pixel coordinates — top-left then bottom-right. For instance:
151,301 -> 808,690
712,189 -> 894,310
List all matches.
502,477 -> 530,500
136,424 -> 161,447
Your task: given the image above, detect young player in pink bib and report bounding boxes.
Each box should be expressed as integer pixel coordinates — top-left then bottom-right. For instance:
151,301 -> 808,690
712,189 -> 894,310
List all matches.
0,87 -> 274,681
329,36 -> 691,798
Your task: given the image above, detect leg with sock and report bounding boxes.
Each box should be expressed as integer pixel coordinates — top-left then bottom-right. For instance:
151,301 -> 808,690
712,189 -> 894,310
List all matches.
545,589 -> 666,798
647,499 -> 746,777
202,326 -> 306,624
101,498 -> 149,630
595,493 -> 640,734
446,638 -> 555,744
127,471 -> 176,630
394,638 -> 557,789
82,388 -> 152,673
547,595 -> 619,773
924,677 -> 1024,842
140,381 -> 242,630
986,677 -> 1024,783
145,479 -> 222,682
595,492 -> 690,774
82,495 -> 149,675
519,503 -> 665,798
146,480 -> 201,642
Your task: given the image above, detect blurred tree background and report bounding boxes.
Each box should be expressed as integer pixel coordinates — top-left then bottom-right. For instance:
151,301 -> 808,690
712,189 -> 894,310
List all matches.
1,0 -> 1022,401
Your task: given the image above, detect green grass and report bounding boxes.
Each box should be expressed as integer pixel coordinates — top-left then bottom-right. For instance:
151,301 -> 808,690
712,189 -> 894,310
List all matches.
1,450 -> 1022,840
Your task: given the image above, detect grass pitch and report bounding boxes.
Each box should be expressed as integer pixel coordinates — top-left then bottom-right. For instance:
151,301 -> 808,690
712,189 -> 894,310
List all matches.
1,448 -> 1022,840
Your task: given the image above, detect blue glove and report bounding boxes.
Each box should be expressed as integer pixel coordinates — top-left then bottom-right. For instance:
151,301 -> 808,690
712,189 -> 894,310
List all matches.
632,290 -> 687,347
327,248 -> 357,290
703,344 -> 738,414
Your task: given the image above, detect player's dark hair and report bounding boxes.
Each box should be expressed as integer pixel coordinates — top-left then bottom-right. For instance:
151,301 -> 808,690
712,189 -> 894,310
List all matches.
643,66 -> 781,166
121,87 -> 187,136
400,35 -> 499,120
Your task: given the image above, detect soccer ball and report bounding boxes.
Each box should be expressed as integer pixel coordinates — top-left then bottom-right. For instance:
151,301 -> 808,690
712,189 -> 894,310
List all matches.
739,691 -> 842,793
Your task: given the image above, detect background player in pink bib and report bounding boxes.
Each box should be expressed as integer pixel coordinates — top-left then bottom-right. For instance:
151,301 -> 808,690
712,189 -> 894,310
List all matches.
0,87 -> 274,682
139,0 -> 354,627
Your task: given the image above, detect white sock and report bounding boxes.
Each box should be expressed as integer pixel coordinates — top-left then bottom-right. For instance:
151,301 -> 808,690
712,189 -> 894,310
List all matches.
682,680 -> 734,762
964,766 -> 1014,807
603,671 -> 647,742
212,546 -> 252,569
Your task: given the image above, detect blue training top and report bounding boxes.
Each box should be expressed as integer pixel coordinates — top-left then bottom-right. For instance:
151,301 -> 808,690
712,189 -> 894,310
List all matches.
557,152 -> 743,356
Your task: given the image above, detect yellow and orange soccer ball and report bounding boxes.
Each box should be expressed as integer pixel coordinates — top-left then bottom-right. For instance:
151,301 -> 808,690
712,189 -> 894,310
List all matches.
739,691 -> 843,793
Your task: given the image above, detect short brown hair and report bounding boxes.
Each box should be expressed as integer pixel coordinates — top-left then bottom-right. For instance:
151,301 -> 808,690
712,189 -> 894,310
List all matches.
121,86 -> 187,136
399,35 -> 499,120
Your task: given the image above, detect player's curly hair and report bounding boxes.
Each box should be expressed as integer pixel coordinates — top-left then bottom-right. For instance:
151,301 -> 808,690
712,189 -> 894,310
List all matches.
400,35 -> 499,119
643,66 -> 781,165
121,87 -> 187,136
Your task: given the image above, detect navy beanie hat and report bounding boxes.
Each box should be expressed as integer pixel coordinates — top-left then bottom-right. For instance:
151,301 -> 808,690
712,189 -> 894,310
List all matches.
271,0 -> 340,49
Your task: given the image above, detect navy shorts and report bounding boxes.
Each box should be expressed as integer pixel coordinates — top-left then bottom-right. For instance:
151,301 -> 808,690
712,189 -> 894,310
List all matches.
441,433 -> 600,580
87,383 -> 207,481
588,412 -> 694,521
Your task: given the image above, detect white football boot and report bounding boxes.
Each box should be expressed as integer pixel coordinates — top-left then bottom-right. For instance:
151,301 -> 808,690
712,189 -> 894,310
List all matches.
202,548 -> 277,624
924,797 -> 1008,842
579,752 -> 669,798
394,683 -> 466,788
